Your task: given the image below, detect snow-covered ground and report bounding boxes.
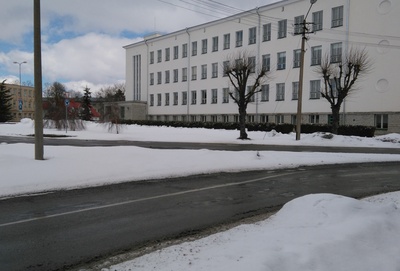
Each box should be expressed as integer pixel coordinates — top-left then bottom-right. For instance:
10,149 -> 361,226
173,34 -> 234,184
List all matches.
110,192 -> 400,271
1,119 -> 400,198
1,119 -> 400,270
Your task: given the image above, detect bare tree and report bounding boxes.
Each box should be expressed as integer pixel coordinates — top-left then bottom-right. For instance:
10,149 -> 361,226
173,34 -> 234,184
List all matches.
316,48 -> 371,134
223,52 -> 268,139
96,83 -> 126,134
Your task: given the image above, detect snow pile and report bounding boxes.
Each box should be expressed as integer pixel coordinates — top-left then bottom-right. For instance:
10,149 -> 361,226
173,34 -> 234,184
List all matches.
110,193 -> 400,271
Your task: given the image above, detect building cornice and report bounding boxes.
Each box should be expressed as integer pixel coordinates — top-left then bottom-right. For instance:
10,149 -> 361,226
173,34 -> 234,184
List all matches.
123,0 -> 302,50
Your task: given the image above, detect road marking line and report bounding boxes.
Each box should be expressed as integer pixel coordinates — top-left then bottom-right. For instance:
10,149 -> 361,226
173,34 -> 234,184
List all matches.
0,172 -> 294,228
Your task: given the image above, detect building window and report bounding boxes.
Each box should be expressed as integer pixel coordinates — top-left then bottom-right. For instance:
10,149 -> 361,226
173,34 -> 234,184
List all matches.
248,57 -> 256,73
263,23 -> 271,41
260,115 -> 268,123
375,114 -> 388,129
223,34 -> 230,49
192,41 -> 197,56
212,89 -> 218,104
133,54 -> 142,101
278,19 -> 287,39
191,90 -> 197,104
165,70 -> 170,84
182,67 -> 188,82
277,52 -> 286,70
310,80 -> 321,99
150,73 -> 154,85
223,61 -> 229,77
201,89 -> 207,104
249,27 -> 256,45
223,88 -> 229,103
212,63 -> 218,78
309,114 -> 320,124
157,71 -> 162,84
202,39 -> 207,54
157,93 -> 162,106
165,93 -> 170,106
261,84 -> 269,101
294,15 -> 304,35
201,64 -> 207,79
182,91 -> 187,105
165,48 -> 170,61
313,10 -> 323,31
191,66 -> 197,80
247,86 -> 255,102
293,49 -> 301,68
174,46 -> 179,59
150,51 -> 154,64
311,46 -> 322,66
182,43 -> 188,58
173,92 -> 178,105
212,36 -> 218,52
292,81 -> 299,100
275,115 -> 284,124
291,115 -> 297,125
157,49 -> 162,63
276,83 -> 285,101
262,54 -> 270,71
330,79 -> 339,98
173,69 -> 178,83
332,6 -> 344,28
150,94 -> 154,106
236,30 -> 243,47
330,42 -> 342,63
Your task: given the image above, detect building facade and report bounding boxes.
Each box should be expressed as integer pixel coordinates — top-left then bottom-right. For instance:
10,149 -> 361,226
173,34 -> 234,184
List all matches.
124,0 -> 400,134
5,83 -> 35,122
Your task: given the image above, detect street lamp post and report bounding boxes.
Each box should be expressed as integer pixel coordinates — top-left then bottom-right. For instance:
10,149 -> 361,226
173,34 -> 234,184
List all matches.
295,0 -> 317,141
13,61 -> 27,99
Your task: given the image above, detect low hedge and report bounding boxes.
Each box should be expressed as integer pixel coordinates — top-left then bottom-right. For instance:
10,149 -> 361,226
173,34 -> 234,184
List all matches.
118,120 -> 375,137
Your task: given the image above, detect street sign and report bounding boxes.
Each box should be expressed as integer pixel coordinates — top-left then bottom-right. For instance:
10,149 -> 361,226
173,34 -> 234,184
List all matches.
65,99 -> 70,107
18,100 -> 23,111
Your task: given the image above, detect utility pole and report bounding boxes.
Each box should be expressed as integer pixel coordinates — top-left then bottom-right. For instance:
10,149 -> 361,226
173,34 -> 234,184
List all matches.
34,0 -> 44,160
295,0 -> 317,141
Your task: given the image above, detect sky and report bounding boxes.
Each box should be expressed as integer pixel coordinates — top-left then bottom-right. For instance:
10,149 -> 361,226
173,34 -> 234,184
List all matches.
0,0 -> 275,94
1,120 -> 400,270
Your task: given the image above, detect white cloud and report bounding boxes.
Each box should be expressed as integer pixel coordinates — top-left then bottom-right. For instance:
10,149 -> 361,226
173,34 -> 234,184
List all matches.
41,33 -> 137,84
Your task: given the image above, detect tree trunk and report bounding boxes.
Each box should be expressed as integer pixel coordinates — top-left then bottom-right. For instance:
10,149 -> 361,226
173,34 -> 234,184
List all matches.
331,105 -> 341,134
238,105 -> 248,139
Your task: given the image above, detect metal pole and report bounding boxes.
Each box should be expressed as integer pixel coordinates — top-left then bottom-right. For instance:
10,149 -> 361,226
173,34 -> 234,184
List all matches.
13,61 -> 27,98
296,20 -> 306,141
65,103 -> 68,133
34,0 -> 44,160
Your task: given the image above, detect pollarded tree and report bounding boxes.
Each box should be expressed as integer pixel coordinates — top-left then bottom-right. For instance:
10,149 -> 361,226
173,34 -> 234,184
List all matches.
223,52 -> 268,139
81,86 -> 92,121
0,80 -> 13,122
316,48 -> 371,134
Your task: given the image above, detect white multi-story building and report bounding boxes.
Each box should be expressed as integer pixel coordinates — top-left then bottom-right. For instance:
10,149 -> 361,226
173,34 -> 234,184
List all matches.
124,0 -> 400,134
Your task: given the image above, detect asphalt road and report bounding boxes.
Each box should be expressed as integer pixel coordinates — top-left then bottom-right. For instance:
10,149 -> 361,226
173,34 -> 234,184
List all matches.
1,162 -> 400,270
1,135 -> 400,154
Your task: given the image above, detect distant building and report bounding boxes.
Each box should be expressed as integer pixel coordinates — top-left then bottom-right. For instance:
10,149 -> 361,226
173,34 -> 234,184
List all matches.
6,83 -> 35,122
